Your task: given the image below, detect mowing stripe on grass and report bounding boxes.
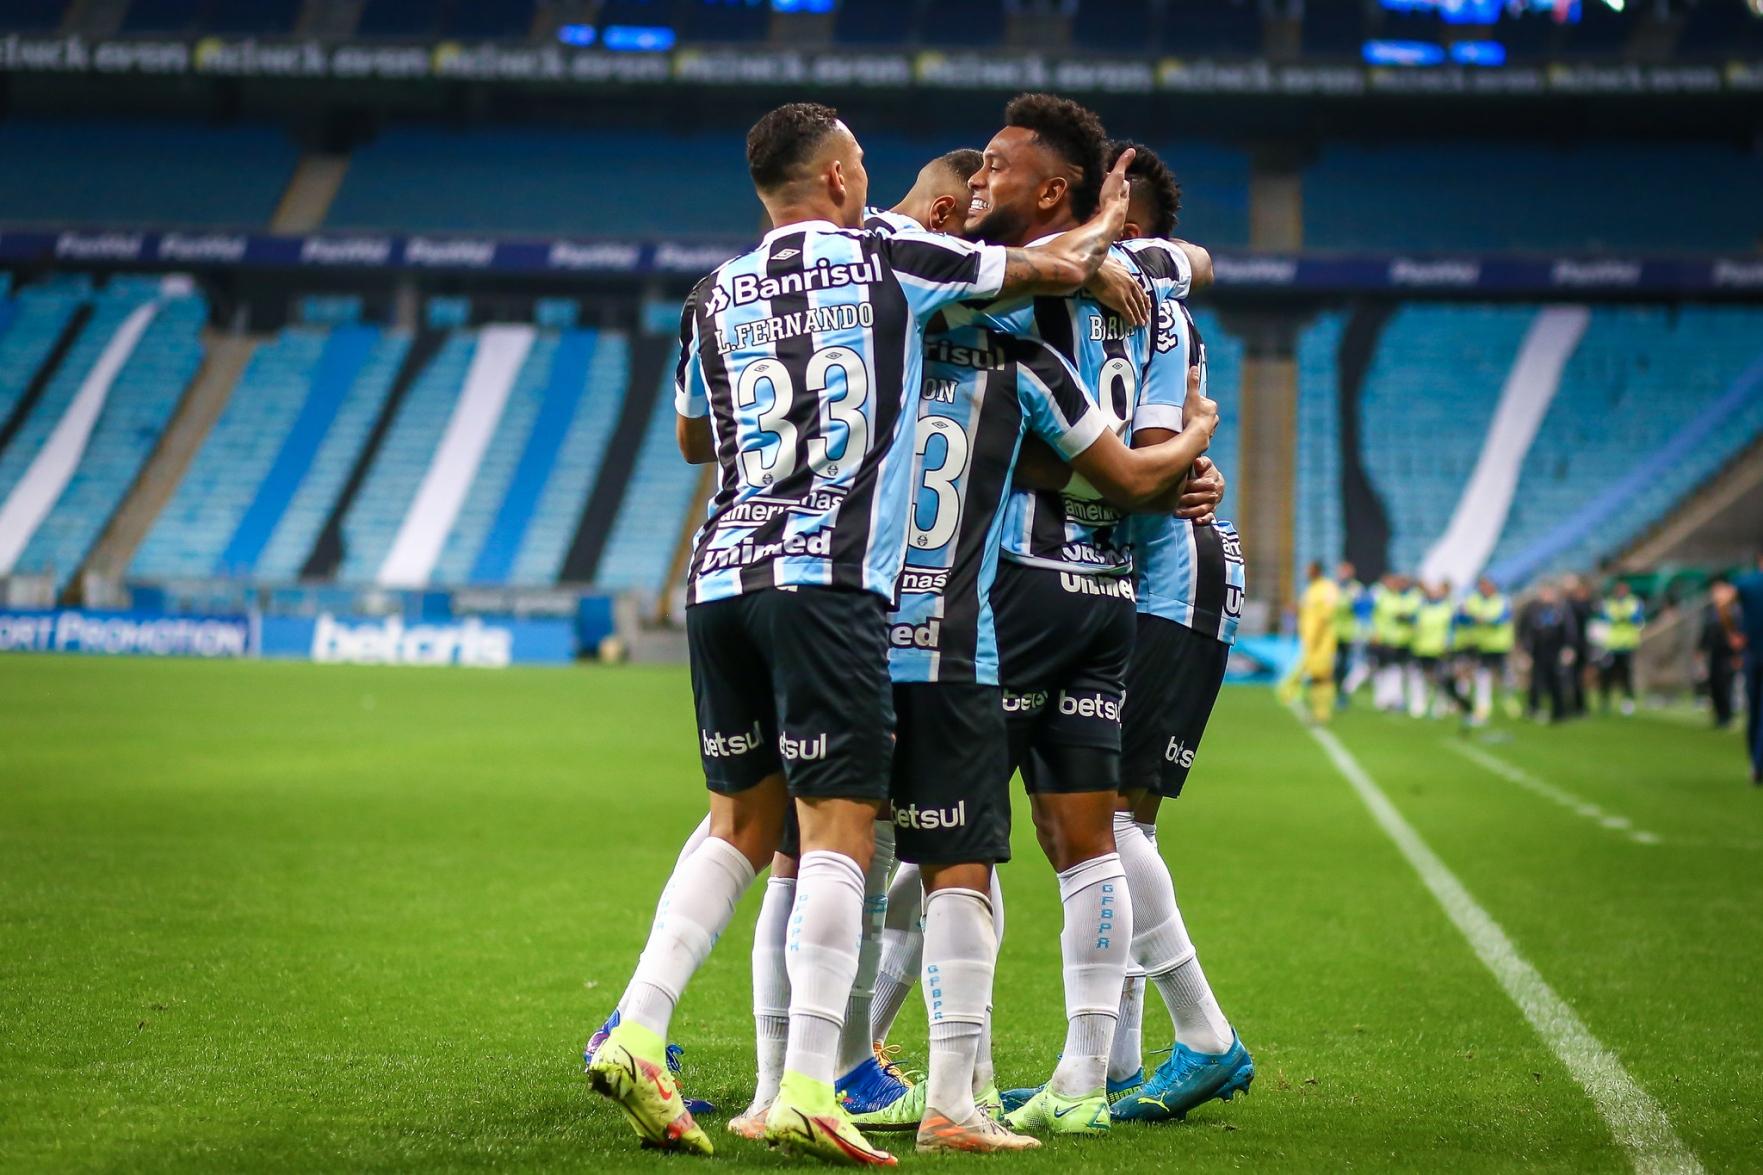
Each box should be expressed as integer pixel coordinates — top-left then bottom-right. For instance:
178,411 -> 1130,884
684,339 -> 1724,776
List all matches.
1445,740 -> 1660,846
1302,719 -> 1704,1175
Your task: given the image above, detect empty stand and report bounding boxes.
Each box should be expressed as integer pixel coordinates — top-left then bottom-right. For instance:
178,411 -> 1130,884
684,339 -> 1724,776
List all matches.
0,120 -> 299,228
593,365 -> 704,593
325,126 -> 761,237
1294,310 -> 1345,581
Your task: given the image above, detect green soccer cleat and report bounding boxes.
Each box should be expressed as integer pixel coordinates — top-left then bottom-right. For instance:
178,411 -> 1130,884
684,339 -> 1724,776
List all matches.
764,1073 -> 898,1166
849,1070 -> 926,1132
1002,1085 -> 1111,1136
976,1081 -> 1003,1121
585,1022 -> 713,1155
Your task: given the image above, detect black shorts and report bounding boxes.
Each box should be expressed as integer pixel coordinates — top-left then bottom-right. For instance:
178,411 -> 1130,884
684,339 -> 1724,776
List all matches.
687,586 -> 894,801
991,562 -> 1136,793
1120,614 -> 1231,799
1479,651 -> 1507,671
890,683 -> 1012,866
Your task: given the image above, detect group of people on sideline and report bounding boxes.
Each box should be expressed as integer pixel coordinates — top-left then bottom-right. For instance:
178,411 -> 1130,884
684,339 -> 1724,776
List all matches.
1291,553 -> 1763,786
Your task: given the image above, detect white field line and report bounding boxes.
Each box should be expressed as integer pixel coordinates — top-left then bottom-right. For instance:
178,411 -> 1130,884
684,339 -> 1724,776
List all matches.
1445,740 -> 1661,846
1300,717 -> 1704,1175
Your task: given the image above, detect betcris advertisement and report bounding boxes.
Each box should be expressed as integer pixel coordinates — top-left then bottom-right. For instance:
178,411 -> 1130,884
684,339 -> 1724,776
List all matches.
258,613 -> 577,668
0,609 -> 251,658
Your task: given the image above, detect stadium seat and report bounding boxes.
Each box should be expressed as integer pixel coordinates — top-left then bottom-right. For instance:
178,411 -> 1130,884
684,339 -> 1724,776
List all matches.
204,0 -> 302,34
593,361 -> 702,593
119,0 -> 203,33
0,0 -> 65,31
1294,310 -> 1345,579
0,119 -> 298,228
325,126 -> 760,237
1677,0 -> 1760,55
1303,142 -> 1763,252
447,0 -> 538,38
0,287 -> 84,438
918,0 -> 1005,48
355,0 -> 442,37
1561,1 -> 1633,58
5,287 -> 207,588
1071,0 -> 1151,53
682,0 -> 772,42
1163,0 -> 1262,56
1298,0 -> 1361,57
835,0 -> 918,45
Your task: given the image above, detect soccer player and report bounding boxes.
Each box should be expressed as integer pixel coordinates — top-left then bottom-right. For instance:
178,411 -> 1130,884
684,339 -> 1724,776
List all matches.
1595,580 -> 1644,715
1335,561 -> 1367,705
1395,574 -> 1425,716
585,101 -> 1132,1164
864,149 -> 985,237
1412,581 -> 1470,722
1369,573 -> 1404,712
1061,140 -> 1255,1125
931,93 -> 1160,1137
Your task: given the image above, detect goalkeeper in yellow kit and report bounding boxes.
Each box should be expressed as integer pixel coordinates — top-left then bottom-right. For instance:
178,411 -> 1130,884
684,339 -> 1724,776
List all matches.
1289,561 -> 1340,723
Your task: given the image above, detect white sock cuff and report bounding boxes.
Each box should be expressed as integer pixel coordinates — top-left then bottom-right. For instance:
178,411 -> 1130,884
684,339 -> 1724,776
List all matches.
799,848 -> 865,891
1057,852 -> 1124,902
1111,810 -> 1139,838
702,835 -> 759,888
1135,821 -> 1157,845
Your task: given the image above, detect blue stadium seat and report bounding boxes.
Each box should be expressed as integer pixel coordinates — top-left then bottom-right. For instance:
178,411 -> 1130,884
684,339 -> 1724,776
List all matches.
1071,0 -> 1150,53
1299,0 -> 1360,56
835,0 -> 916,44
355,0 -> 441,37
594,361 -> 703,593
1561,1 -> 1632,58
0,0 -> 65,31
8,287 -> 208,588
206,0 -> 303,34
685,0 -> 771,42
326,126 -> 760,237
1677,0 -> 1759,55
1294,311 -> 1345,579
448,0 -> 538,38
919,0 -> 1004,47
1303,143 -> 1763,252
0,119 -> 298,228
120,0 -> 203,33
1164,0 -> 1261,56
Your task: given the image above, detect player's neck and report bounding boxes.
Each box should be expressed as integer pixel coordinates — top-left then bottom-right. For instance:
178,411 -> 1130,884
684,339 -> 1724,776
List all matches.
762,200 -> 852,233
1008,209 -> 1080,247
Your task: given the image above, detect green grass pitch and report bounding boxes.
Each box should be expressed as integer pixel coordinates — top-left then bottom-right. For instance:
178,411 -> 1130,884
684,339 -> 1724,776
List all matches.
2,655 -> 1759,1171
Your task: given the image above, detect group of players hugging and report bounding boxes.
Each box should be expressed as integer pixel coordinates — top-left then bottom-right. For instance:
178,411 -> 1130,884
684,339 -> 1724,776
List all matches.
584,93 -> 1249,1165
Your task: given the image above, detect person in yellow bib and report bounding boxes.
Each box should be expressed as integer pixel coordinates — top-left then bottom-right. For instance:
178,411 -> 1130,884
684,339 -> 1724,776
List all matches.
1460,577 -> 1515,724
1596,580 -> 1646,716
1411,581 -> 1470,722
1294,562 -> 1340,723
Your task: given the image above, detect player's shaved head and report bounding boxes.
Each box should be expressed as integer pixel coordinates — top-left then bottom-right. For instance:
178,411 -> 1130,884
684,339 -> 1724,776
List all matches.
892,148 -> 985,235
1108,139 -> 1182,241
966,93 -> 1108,246
746,101 -> 868,228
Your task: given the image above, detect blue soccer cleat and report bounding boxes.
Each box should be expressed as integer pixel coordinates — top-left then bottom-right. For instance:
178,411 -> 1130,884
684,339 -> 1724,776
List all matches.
1110,1033 -> 1253,1122
999,1069 -> 1143,1114
836,1053 -> 914,1115
583,1010 -> 718,1116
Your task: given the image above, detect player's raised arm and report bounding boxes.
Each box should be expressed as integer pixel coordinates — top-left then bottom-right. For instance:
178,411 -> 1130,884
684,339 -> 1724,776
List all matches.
994,146 -> 1136,297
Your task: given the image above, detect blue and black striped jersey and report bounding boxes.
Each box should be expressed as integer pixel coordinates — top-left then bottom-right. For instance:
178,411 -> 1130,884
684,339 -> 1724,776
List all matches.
1124,292 -> 1246,645
863,207 -> 922,235
960,240 -> 1154,577
675,219 -> 1008,606
889,324 -> 1105,685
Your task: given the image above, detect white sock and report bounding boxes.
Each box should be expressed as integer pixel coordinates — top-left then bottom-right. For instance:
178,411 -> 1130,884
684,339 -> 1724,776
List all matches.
1129,820 -> 1233,1055
1475,666 -> 1494,715
1111,971 -> 1146,1084
1049,853 -> 1132,1098
749,875 -> 795,1109
784,850 -> 866,1087
1406,665 -> 1427,717
617,814 -> 715,1018
973,869 -> 1004,1097
922,886 -> 996,1122
870,862 -> 923,1043
621,836 -> 756,1040
839,820 -> 895,1075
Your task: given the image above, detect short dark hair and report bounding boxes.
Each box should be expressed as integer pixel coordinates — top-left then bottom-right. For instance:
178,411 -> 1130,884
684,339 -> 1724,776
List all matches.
936,148 -> 984,184
1002,93 -> 1107,220
747,102 -> 842,191
1107,140 -> 1182,238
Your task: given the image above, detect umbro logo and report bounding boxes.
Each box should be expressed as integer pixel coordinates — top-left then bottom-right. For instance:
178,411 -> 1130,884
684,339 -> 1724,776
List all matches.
774,248 -> 800,260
